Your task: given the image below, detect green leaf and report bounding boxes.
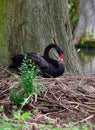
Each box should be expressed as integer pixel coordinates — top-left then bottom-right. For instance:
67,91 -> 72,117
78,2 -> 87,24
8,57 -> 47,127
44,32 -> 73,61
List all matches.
21,112 -> 30,119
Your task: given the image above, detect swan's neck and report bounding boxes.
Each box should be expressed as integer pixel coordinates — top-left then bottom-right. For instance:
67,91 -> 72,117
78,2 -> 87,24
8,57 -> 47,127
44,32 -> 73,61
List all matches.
44,44 -> 59,67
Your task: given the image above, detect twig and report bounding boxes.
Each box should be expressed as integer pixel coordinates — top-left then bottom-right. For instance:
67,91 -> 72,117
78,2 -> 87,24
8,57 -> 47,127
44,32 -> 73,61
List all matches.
0,81 -> 17,95
67,101 -> 95,111
72,115 -> 93,125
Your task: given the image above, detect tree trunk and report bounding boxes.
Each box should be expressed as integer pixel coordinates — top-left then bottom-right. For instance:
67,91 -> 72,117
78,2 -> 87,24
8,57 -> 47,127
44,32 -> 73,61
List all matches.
50,0 -> 83,75
0,0 -> 10,65
0,0 -> 84,76
73,0 -> 95,44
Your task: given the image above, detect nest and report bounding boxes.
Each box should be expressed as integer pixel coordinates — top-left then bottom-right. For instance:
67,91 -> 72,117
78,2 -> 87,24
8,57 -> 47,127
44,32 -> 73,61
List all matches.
0,68 -> 95,128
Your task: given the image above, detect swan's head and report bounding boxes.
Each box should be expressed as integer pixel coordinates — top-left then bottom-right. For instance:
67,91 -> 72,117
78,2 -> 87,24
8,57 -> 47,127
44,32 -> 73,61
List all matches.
59,52 -> 64,61
56,45 -> 64,61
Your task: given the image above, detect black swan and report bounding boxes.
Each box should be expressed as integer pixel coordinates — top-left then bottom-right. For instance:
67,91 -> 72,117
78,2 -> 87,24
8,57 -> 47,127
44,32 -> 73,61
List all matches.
9,43 -> 65,77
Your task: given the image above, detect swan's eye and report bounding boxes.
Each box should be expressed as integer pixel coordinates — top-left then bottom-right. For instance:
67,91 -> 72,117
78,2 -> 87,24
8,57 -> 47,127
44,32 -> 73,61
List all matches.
59,53 -> 64,61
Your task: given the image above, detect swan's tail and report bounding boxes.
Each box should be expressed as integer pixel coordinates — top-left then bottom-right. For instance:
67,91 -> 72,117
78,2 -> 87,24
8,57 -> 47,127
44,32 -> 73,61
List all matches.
9,54 -> 24,69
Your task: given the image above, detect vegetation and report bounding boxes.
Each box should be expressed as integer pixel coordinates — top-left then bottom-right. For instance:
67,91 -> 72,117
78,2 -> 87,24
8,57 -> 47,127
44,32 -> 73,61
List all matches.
68,0 -> 79,32
75,41 -> 95,48
0,116 -> 92,130
9,56 -> 40,104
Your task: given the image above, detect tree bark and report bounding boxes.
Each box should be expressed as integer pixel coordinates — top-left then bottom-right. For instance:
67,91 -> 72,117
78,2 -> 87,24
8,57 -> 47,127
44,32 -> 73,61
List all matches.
73,0 -> 95,44
0,0 -> 10,65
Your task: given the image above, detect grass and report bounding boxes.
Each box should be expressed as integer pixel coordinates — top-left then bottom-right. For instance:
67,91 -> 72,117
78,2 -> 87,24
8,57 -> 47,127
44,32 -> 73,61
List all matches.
0,117 -> 24,130
0,117 -> 93,130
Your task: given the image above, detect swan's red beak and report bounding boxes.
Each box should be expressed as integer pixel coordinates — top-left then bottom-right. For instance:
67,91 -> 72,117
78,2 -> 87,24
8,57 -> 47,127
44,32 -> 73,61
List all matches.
59,53 -> 64,61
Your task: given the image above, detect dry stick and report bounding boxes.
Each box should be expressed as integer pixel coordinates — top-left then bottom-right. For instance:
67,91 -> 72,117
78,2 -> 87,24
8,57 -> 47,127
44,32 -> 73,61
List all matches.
4,69 -> 15,75
37,97 -> 62,111
0,66 -> 8,74
80,95 -> 95,102
45,109 -> 66,116
0,69 -> 20,95
4,69 -> 20,80
37,97 -> 49,102
85,95 -> 95,99
79,106 -> 89,115
67,101 -> 95,111
44,94 -> 70,112
84,102 -> 95,105
72,115 -> 93,126
0,81 -> 17,95
45,86 -> 95,113
41,77 -> 95,113
20,93 -> 34,110
49,88 -> 71,112
54,78 -> 68,89
49,88 -> 59,101
43,78 -> 77,112
45,91 -> 72,112
44,88 -> 69,111
54,78 -> 77,95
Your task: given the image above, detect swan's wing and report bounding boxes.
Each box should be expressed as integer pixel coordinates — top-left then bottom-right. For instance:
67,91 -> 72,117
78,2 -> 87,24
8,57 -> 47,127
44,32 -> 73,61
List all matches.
27,53 -> 49,69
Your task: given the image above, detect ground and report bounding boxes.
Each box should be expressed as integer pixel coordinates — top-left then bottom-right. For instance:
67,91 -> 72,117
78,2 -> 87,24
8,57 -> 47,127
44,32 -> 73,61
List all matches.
0,66 -> 95,129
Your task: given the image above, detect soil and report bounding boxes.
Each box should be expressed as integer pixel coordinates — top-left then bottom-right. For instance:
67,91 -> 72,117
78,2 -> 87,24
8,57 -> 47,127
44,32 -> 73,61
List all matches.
0,67 -> 95,129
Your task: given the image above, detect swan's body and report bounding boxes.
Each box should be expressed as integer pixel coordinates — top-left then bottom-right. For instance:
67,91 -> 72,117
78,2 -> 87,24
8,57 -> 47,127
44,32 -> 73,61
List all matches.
9,44 -> 65,77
